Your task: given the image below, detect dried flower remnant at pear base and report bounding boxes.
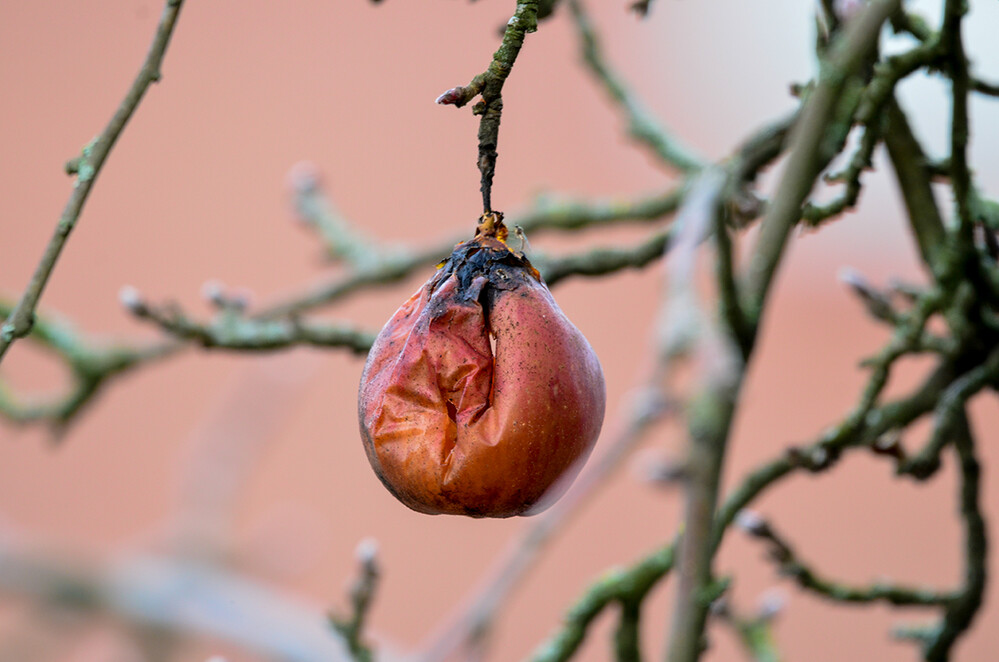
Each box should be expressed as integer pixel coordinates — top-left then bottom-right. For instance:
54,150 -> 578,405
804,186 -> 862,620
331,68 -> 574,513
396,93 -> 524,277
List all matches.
358,213 -> 606,518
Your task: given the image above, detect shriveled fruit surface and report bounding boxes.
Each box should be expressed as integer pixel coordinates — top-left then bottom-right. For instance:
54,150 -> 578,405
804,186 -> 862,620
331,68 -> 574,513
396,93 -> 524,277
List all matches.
358,214 -> 605,517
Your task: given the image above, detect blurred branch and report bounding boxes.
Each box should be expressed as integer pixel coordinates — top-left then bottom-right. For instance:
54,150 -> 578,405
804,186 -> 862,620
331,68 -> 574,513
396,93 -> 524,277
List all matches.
568,0 -> 704,173
744,0 -> 900,327
629,1 -> 654,18
436,0 -> 540,213
801,119 -> 883,226
529,546 -> 675,662
256,187 -> 685,320
711,596 -> 783,662
0,538 -> 365,662
664,170 -> 741,662
289,163 -> 391,269
0,300 -> 179,431
922,412 -> 987,661
125,289 -> 375,354
898,347 -> 999,479
940,0 -> 972,240
0,0 -> 185,364
883,99 -> 947,272
536,229 -> 672,286
330,540 -> 381,662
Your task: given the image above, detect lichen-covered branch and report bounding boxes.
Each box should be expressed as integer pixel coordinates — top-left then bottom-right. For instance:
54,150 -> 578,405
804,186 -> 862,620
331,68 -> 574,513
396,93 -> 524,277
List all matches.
0,0 -> 185,364
922,412 -> 988,661
529,546 -> 675,662
801,120 -> 882,225
125,290 -> 376,354
289,164 -> 389,268
883,98 -> 947,272
536,229 -> 671,286
736,511 -> 957,607
256,188 -> 685,320
744,0 -> 900,326
940,0 -> 973,240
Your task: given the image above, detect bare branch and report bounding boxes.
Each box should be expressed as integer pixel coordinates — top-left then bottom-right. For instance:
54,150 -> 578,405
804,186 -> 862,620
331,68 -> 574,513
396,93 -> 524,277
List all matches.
744,0 -> 901,326
330,539 -> 381,662
0,537 -> 364,662
127,292 -> 375,354
0,0 -> 186,364
568,0 -> 704,173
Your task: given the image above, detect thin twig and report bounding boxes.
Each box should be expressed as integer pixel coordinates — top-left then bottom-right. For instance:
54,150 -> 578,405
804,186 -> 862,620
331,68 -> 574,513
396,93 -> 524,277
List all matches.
922,411 -> 988,661
0,0 -> 185,364
256,188 -> 684,320
330,539 -> 381,662
129,296 -> 375,354
0,300 -> 180,430
737,511 -> 957,607
536,229 -> 672,286
801,120 -> 883,225
568,0 -> 704,173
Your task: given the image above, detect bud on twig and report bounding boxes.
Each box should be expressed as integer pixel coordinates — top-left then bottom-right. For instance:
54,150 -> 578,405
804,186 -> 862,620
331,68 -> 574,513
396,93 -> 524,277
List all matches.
118,285 -> 148,316
839,267 -> 897,322
436,87 -> 466,106
756,588 -> 787,622
201,279 -> 226,307
355,537 -> 379,574
735,509 -> 770,537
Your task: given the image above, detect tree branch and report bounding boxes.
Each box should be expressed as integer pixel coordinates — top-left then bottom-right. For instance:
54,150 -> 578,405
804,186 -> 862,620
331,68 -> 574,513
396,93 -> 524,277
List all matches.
127,293 -> 375,354
0,0 -> 185,364
744,0 -> 901,326
0,300 -> 179,431
883,99 -> 947,273
257,189 -> 684,320
0,537 -> 364,662
737,511 -> 957,607
922,411 -> 988,661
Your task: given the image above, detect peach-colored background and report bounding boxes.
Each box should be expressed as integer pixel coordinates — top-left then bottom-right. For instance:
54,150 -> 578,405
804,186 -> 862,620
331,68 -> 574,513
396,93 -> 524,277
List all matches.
1,2 -> 997,661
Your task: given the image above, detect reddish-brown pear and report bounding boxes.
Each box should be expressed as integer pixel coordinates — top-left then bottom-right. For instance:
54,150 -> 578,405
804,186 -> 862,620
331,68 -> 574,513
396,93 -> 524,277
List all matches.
358,213 -> 605,517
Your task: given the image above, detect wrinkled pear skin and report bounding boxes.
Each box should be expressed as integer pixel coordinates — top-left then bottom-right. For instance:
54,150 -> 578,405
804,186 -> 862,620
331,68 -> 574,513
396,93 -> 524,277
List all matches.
358,236 -> 605,517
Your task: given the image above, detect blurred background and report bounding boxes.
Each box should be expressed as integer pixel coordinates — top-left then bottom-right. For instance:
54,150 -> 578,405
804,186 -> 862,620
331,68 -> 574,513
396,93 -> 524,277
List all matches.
1,1 -> 997,660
